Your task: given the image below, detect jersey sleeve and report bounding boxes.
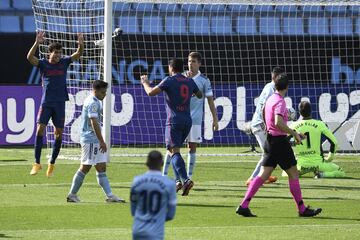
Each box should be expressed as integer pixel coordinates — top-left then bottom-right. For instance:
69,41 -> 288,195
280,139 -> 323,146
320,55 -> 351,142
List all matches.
130,179 -> 138,216
274,100 -> 286,117
204,78 -> 213,97
157,77 -> 169,91
88,102 -> 99,119
37,58 -> 46,71
62,56 -> 73,68
320,122 -> 338,153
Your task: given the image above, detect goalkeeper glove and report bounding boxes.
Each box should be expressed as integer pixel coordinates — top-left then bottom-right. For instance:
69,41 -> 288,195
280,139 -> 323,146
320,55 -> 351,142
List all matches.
324,152 -> 334,162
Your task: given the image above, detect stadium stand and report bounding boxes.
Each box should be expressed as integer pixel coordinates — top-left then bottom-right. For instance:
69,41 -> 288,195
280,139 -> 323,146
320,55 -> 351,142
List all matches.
210,16 -> 232,34
142,16 -> 163,34
259,17 -> 281,35
330,17 -> 353,36
236,16 -> 257,34
165,16 -> 186,34
283,17 -> 304,35
0,16 -> 20,32
12,0 -> 32,11
188,16 -> 209,34
0,0 -> 11,10
308,17 -> 330,35
23,15 -> 36,33
119,16 -> 139,34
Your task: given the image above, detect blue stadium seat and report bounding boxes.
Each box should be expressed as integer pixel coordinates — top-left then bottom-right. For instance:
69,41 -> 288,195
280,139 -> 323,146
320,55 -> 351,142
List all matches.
330,17 -> 353,36
182,4 -> 203,13
72,17 -> 93,33
119,16 -> 139,34
13,0 -> 32,10
203,4 -> 227,13
259,17 -> 281,35
349,6 -> 360,14
324,6 -> 348,14
132,3 -> 155,12
274,5 -> 298,13
236,16 -> 256,34
158,4 -> 180,12
356,18 -> 360,35
0,16 -> 20,32
61,2 -> 81,10
228,5 -> 250,13
210,16 -> 232,34
112,2 -> 131,12
142,16 -> 163,34
0,0 -> 11,10
34,15 -> 45,31
308,17 -> 329,35
23,16 -> 36,32
301,6 -> 323,13
283,17 -> 304,35
253,5 -> 274,12
188,16 -> 209,34
94,16 -> 104,33
165,16 -> 186,34
85,1 -> 104,10
47,16 -> 68,32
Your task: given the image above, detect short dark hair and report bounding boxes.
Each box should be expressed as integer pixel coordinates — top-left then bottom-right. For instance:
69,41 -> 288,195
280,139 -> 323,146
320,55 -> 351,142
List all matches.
169,58 -> 184,73
48,42 -> 62,53
146,150 -> 163,170
188,52 -> 202,62
92,80 -> 108,90
274,73 -> 289,91
298,101 -> 312,118
271,67 -> 285,78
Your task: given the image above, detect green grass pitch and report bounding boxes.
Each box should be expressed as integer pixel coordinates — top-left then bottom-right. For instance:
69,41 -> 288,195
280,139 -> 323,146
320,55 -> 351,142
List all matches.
0,147 -> 360,240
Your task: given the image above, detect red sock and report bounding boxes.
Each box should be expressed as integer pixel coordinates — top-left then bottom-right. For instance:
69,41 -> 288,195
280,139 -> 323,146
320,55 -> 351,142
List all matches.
289,178 -> 306,213
240,176 -> 264,208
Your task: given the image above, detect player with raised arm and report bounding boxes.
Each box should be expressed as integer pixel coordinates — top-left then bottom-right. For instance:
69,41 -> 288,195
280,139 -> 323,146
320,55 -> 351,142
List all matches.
236,74 -> 322,217
287,101 -> 345,178
162,52 -> 219,189
66,80 -> 125,203
245,67 -> 286,186
130,150 -> 176,240
141,58 -> 202,196
27,31 -> 84,177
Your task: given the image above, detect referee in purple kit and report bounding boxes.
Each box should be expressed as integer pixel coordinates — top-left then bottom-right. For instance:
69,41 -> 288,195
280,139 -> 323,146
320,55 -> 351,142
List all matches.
141,58 -> 202,196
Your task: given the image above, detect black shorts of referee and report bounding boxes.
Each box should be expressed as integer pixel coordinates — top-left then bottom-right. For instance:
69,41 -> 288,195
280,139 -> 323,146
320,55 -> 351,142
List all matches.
262,134 -> 297,170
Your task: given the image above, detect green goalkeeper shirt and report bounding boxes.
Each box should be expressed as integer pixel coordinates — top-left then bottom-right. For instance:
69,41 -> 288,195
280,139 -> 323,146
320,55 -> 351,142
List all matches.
290,119 -> 338,164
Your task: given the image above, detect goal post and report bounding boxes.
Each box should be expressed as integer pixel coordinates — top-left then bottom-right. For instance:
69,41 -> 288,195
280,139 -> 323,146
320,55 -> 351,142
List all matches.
31,0 -> 360,158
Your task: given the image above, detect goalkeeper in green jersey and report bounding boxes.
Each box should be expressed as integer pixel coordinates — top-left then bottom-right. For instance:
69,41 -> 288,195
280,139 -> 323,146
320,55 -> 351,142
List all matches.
288,101 -> 345,178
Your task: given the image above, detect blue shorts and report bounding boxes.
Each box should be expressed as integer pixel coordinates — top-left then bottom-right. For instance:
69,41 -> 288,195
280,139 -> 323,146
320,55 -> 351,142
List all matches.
37,102 -> 66,128
165,123 -> 191,149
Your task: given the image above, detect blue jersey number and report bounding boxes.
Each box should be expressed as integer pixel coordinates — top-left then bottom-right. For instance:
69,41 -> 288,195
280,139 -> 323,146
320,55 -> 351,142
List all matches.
139,190 -> 162,215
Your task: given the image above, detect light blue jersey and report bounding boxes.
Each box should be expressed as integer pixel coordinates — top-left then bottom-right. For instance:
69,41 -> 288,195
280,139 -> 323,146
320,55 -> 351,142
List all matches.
187,71 -> 213,125
80,94 -> 102,144
130,171 -> 176,240
251,81 -> 275,128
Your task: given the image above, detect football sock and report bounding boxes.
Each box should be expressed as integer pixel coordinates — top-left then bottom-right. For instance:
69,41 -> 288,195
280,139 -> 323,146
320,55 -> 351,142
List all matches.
34,135 -> 43,164
162,152 -> 171,176
289,178 -> 306,213
97,171 -> 112,197
69,170 -> 86,195
187,152 -> 196,179
171,153 -> 188,182
241,176 -> 264,208
50,138 -> 62,164
250,157 -> 263,179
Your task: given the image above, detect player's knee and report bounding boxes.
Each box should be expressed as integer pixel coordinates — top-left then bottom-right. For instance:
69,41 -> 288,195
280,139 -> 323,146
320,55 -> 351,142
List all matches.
79,165 -> 91,174
36,124 -> 46,136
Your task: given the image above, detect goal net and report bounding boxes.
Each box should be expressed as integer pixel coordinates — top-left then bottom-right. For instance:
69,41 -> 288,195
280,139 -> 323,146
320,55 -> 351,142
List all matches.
31,0 -> 360,158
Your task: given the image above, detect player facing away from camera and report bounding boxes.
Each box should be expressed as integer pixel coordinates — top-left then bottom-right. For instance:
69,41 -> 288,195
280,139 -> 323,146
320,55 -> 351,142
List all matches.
67,80 -> 125,203
141,58 -> 202,196
27,31 -> 84,177
287,101 -> 345,178
162,52 -> 219,187
246,67 -> 286,186
236,74 -> 322,217
131,150 -> 176,240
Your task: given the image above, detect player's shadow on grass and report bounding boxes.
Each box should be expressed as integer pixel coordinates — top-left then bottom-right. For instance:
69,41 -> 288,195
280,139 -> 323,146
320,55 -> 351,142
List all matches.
0,160 -> 27,162
315,216 -> 360,222
301,184 -> 360,191
0,233 -> 21,238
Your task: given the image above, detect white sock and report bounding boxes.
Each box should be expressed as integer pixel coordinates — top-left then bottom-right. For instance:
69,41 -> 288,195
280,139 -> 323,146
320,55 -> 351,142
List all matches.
162,152 -> 171,176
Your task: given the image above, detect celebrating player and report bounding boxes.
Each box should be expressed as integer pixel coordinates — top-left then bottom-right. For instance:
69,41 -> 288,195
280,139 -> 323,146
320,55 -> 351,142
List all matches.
287,101 -> 345,178
27,31 -> 84,177
141,58 -> 202,196
130,150 -> 176,240
236,74 -> 322,217
66,80 -> 125,203
245,67 -> 285,186
162,52 -> 219,187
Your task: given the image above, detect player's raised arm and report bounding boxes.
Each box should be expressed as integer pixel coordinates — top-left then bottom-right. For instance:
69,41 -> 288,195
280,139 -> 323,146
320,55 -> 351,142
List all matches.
71,33 -> 84,61
141,75 -> 162,96
27,31 -> 45,66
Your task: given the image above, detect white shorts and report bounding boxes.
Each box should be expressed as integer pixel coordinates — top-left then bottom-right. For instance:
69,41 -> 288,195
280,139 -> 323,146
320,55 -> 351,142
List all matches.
251,124 -> 267,151
80,143 -> 108,165
186,125 -> 202,143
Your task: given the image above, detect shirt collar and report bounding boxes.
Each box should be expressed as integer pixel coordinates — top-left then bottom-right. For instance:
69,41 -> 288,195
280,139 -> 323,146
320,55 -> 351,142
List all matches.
146,170 -> 162,175
192,70 -> 201,79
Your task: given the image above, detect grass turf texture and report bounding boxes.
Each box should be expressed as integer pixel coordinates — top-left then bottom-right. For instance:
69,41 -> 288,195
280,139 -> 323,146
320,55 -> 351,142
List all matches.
0,147 -> 360,240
